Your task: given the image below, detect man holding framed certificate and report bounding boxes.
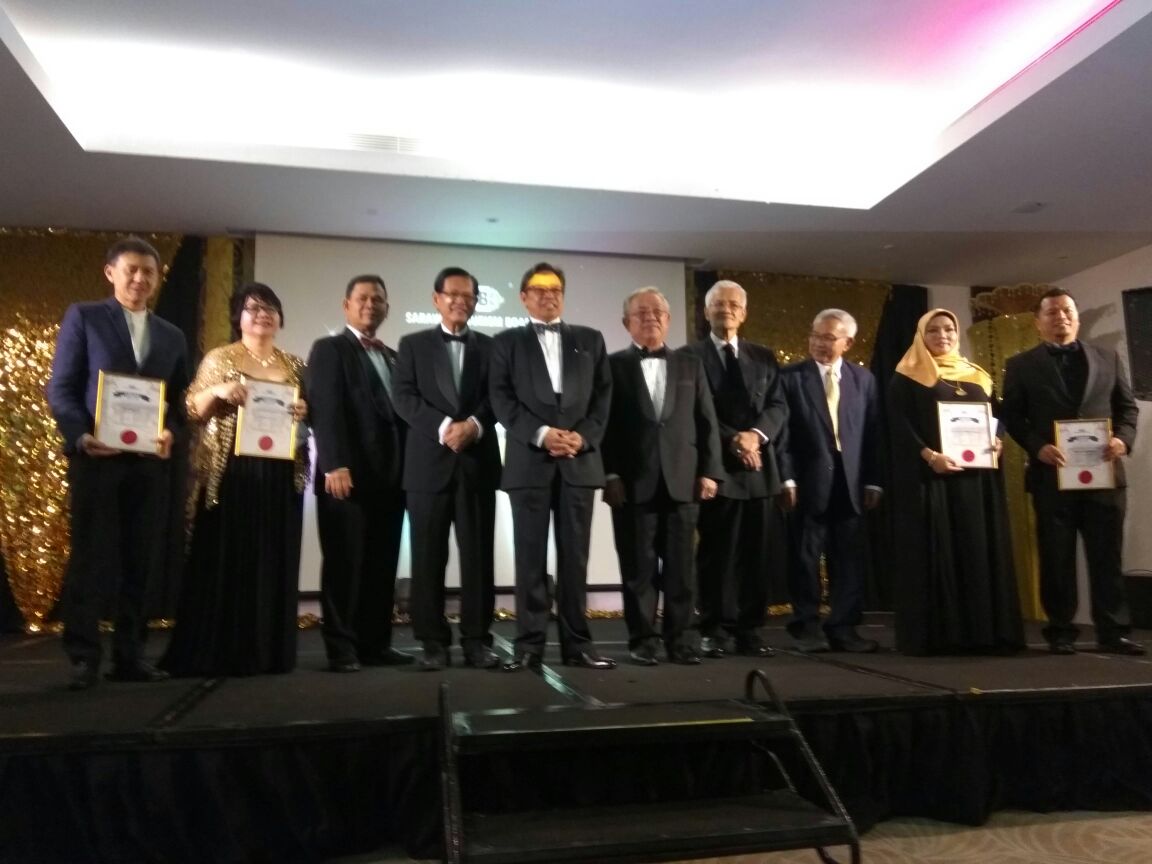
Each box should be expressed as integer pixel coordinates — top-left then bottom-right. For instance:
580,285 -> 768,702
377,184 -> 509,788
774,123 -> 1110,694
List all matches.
46,236 -> 189,690
1002,287 -> 1142,656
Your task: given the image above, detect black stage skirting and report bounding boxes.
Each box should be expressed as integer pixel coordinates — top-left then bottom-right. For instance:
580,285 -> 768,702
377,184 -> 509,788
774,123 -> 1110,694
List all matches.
3,615 -> 1152,863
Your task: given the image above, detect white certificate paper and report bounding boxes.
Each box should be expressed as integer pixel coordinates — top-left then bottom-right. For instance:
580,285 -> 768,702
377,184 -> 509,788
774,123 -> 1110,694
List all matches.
93,371 -> 166,454
936,401 -> 997,469
235,377 -> 298,460
1055,418 -> 1115,490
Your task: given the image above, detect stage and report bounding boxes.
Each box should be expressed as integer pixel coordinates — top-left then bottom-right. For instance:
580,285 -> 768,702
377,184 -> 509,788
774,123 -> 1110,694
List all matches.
3,614 -> 1152,863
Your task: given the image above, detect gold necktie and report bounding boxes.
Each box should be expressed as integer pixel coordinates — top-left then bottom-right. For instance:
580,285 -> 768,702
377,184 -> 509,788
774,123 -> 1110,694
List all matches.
825,367 -> 841,451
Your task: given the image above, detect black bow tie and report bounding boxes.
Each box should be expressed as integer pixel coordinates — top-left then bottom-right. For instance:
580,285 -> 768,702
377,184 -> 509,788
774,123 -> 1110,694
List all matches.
533,322 -> 561,335
636,345 -> 668,359
441,330 -> 467,343
1046,341 -> 1080,355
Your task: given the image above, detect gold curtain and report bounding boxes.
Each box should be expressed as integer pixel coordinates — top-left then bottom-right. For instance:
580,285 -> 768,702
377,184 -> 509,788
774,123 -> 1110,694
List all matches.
0,229 -> 182,629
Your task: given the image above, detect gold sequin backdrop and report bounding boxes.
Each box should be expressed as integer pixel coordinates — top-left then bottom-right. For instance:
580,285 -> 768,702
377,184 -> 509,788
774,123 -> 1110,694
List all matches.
0,230 -> 182,630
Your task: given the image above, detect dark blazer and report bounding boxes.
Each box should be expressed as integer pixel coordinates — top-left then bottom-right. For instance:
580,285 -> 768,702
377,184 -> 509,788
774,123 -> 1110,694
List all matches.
1002,341 -> 1139,494
603,347 -> 724,503
47,296 -> 189,453
685,337 -> 788,498
489,323 -> 612,489
306,328 -> 405,494
392,327 -> 501,492
778,359 -> 882,514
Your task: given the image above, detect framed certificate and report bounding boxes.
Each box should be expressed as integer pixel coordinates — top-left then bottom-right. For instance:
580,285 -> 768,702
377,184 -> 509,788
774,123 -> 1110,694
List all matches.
1055,418 -> 1115,490
936,401 -> 997,469
235,377 -> 299,460
93,371 -> 166,454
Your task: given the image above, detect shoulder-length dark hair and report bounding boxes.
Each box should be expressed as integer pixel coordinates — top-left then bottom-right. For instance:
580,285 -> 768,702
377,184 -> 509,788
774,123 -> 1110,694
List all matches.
230,282 -> 284,340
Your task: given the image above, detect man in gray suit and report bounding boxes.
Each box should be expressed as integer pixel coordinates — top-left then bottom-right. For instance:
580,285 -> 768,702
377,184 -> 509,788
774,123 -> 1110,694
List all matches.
1002,287 -> 1142,655
489,262 -> 616,671
603,288 -> 723,665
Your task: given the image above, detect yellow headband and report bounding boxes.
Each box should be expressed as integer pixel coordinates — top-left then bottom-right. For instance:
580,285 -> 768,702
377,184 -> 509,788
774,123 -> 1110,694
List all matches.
525,273 -> 563,291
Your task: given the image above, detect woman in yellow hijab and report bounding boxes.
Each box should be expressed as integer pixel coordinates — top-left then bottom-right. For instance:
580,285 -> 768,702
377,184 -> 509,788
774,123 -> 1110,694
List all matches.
886,308 -> 1023,656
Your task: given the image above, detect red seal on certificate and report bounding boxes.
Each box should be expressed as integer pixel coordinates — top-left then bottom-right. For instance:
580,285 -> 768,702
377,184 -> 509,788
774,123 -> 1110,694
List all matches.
259,435 -> 275,451
1079,470 -> 1093,484
962,450 -> 975,462
120,429 -> 138,445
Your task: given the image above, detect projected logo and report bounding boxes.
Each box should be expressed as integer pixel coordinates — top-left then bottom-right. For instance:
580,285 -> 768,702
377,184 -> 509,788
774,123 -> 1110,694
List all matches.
476,284 -> 504,314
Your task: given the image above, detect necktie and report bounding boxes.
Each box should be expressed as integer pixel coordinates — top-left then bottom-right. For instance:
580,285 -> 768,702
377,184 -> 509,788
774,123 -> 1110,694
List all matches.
825,367 -> 841,451
637,345 -> 668,359
441,331 -> 467,343
360,335 -> 386,352
721,343 -> 745,393
533,322 -> 561,335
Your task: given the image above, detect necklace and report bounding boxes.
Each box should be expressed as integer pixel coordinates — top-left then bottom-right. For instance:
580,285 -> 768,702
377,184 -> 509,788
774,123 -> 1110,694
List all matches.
940,378 -> 966,395
243,345 -> 275,368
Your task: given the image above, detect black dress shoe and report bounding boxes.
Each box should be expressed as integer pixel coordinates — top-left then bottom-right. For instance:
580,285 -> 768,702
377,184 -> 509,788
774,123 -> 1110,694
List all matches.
361,648 -> 416,666
1049,640 -> 1077,656
1098,637 -> 1146,656
502,652 -> 542,673
463,647 -> 500,669
827,634 -> 879,654
419,644 -> 449,671
563,651 -> 617,670
328,659 -> 362,673
736,642 -> 775,658
105,661 -> 170,683
699,636 -> 727,658
69,660 -> 99,691
628,642 -> 659,666
793,634 -> 831,654
668,645 -> 702,665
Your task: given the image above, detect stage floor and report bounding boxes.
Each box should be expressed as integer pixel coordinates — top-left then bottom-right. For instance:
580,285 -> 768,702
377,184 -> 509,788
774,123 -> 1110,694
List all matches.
4,613 -> 1152,745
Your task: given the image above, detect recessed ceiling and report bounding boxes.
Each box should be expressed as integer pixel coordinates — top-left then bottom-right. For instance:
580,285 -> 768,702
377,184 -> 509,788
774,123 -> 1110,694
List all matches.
3,0 -> 1152,285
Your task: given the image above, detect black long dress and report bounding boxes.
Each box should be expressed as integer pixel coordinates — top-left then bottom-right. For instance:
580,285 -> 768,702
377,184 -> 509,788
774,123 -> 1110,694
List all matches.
887,375 -> 1024,656
161,454 -> 301,676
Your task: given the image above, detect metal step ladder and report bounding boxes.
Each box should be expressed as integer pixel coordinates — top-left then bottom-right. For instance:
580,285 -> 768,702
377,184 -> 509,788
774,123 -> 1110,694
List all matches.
440,669 -> 860,864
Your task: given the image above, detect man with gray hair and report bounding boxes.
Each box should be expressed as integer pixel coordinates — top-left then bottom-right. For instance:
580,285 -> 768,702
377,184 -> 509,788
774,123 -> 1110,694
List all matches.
778,309 -> 883,653
686,280 -> 788,658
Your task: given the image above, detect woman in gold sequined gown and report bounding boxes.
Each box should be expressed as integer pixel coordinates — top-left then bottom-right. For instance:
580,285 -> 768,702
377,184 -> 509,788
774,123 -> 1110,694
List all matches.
161,284 -> 308,676
887,309 -> 1023,656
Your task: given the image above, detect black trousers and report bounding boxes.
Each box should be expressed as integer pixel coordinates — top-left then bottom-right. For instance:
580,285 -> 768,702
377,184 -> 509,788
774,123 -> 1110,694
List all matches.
62,452 -> 169,666
316,487 -> 404,662
406,480 -> 496,650
507,476 -> 595,658
611,483 -> 699,649
695,495 -> 772,644
786,456 -> 867,640
1033,489 -> 1131,643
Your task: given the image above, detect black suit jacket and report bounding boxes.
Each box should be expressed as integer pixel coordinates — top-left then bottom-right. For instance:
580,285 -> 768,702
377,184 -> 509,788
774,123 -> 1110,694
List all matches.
392,327 -> 501,492
47,296 -> 189,454
306,328 -> 405,495
603,347 -> 724,503
685,337 -> 788,499
1002,341 -> 1139,495
778,359 -> 882,515
489,323 -> 612,489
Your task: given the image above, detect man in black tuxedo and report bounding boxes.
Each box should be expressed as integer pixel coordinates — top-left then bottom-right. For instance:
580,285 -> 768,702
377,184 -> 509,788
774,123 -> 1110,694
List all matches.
489,262 -> 616,671
46,236 -> 189,689
686,279 -> 788,658
1001,287 -> 1142,656
306,275 -> 413,672
778,309 -> 883,654
393,267 -> 501,670
603,288 -> 723,665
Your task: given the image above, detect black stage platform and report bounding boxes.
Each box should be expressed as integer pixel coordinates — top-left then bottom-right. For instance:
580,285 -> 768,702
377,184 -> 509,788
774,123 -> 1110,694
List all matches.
3,615 -> 1152,863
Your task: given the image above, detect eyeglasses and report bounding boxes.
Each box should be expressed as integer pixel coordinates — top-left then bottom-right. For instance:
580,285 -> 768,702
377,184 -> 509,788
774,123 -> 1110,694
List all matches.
244,302 -> 279,317
628,308 -> 669,320
525,286 -> 564,296
809,333 -> 846,344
